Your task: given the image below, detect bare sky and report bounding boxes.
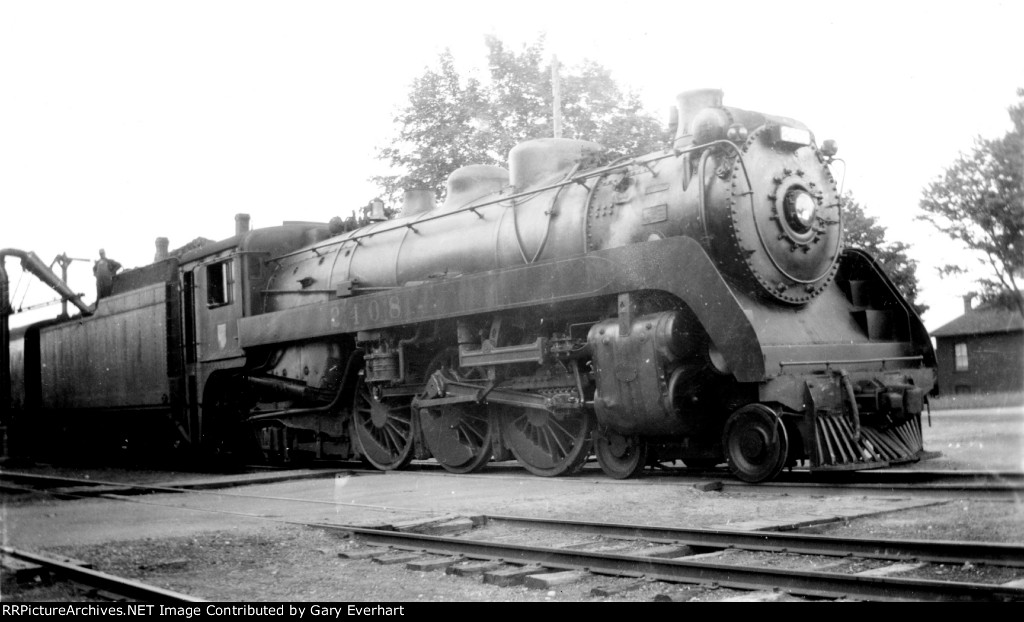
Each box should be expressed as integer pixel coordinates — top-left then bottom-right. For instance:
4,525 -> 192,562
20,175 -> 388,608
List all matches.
2,0 -> 1022,331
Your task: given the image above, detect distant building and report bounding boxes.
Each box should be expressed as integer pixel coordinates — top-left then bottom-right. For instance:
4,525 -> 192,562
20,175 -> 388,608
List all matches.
931,295 -> 1024,395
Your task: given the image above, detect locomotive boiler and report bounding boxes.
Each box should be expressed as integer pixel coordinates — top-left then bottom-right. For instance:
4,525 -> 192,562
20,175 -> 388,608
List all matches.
6,89 -> 936,482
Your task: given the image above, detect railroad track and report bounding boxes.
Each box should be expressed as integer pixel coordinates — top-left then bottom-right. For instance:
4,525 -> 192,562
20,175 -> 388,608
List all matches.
330,460 -> 1024,501
3,464 -> 1021,501
0,546 -> 203,602
3,466 -> 1023,601
670,468 -> 1024,500
321,514 -> 1024,602
0,468 -> 357,498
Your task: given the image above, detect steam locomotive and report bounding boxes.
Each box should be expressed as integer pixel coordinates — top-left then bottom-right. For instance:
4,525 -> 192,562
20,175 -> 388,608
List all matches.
4,89 -> 936,482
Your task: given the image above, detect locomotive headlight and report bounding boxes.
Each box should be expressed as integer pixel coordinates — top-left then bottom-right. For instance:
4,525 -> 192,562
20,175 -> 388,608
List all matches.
783,189 -> 817,234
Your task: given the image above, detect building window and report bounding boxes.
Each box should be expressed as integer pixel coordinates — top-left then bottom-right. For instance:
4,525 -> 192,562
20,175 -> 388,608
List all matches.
207,260 -> 232,306
954,342 -> 968,371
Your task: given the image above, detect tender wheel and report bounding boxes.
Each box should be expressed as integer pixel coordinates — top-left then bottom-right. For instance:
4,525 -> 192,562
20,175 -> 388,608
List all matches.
351,380 -> 415,471
420,404 -> 495,474
502,408 -> 594,477
722,404 -> 789,483
594,428 -> 647,479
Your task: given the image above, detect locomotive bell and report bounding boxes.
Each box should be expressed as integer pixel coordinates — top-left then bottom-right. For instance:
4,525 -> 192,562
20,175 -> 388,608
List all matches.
366,198 -> 387,221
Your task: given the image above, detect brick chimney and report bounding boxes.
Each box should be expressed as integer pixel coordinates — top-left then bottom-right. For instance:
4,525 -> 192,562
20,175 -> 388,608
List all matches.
154,237 -> 169,262
963,293 -> 977,314
235,213 -> 251,236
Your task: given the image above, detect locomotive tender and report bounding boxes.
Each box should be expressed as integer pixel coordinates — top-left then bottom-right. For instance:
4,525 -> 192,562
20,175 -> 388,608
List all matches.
6,89 -> 936,482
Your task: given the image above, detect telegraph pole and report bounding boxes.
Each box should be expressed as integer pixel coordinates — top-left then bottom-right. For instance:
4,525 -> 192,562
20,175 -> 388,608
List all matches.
552,55 -> 562,138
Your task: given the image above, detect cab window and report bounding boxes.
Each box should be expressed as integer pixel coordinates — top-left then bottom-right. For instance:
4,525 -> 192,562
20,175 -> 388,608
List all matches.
207,260 -> 232,306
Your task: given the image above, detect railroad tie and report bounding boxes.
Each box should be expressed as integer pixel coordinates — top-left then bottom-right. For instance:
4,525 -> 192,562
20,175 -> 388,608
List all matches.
673,550 -> 734,561
405,556 -> 463,572
371,552 -> 423,565
388,514 -> 466,533
1,555 -> 48,584
590,578 -> 654,597
337,548 -> 387,560
853,562 -> 927,577
653,589 -> 699,602
637,544 -> 697,558
523,569 -> 591,589
718,590 -> 802,602
445,560 -> 504,577
482,565 -> 545,587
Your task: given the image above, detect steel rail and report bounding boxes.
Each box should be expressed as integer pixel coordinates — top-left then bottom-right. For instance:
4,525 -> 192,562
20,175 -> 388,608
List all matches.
764,469 -> 1024,485
325,524 -> 1024,602
719,480 -> 1024,501
650,467 -> 1024,500
1,546 -> 205,603
479,515 -> 1024,568
655,471 -> 1024,491
4,466 -> 1021,502
0,469 -> 348,495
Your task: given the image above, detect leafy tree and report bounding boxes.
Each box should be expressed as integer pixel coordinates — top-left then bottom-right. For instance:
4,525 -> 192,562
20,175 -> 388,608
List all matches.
918,89 -> 1024,315
842,193 -> 927,316
372,50 -> 492,206
373,35 -> 665,204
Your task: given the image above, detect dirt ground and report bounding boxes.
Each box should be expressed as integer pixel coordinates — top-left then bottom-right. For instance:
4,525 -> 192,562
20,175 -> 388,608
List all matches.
1,406 -> 1022,602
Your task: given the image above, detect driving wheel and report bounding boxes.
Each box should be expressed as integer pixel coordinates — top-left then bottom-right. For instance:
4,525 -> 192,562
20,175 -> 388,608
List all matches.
351,380 -> 415,470
417,348 -> 497,473
502,408 -> 593,477
420,403 -> 495,474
